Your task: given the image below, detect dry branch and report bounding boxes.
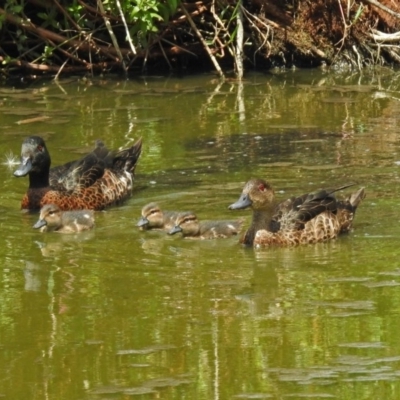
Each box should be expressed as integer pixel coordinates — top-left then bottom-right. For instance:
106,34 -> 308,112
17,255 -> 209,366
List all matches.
363,0 -> 400,19
370,29 -> 400,42
180,2 -> 225,78
1,0 -> 400,77
0,7 -> 131,60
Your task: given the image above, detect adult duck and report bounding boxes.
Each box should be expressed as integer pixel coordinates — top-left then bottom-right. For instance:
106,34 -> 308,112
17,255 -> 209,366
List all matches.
14,136 -> 142,211
229,178 -> 365,247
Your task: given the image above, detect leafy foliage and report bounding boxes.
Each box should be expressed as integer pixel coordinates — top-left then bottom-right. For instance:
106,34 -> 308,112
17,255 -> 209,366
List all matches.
0,0 -> 179,69
105,0 -> 178,47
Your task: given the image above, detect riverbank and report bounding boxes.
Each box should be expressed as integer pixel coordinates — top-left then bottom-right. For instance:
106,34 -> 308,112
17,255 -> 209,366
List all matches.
1,0 -> 400,80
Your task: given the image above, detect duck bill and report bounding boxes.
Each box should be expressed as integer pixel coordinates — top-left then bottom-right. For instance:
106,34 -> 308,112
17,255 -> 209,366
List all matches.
229,193 -> 252,210
33,219 -> 47,229
137,216 -> 149,228
168,226 -> 182,235
13,156 -> 32,177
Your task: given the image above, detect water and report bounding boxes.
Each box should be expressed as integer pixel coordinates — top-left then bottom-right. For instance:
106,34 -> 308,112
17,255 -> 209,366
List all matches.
1,69 -> 400,399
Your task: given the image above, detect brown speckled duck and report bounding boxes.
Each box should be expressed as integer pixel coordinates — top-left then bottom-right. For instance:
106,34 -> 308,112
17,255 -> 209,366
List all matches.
14,136 -> 142,211
229,178 -> 365,247
168,211 -> 243,239
137,202 -> 185,231
33,204 -> 95,233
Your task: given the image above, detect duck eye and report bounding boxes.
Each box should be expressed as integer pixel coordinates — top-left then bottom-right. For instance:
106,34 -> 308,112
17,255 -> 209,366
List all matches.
258,184 -> 266,191
37,145 -> 43,152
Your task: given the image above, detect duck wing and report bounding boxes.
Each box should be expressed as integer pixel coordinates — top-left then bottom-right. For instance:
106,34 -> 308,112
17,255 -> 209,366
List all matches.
65,153 -> 107,190
272,184 -> 356,231
49,160 -> 77,189
49,140 -> 116,192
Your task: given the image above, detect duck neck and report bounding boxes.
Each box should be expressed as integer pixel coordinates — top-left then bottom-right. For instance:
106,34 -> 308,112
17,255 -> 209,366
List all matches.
242,208 -> 272,246
29,168 -> 50,189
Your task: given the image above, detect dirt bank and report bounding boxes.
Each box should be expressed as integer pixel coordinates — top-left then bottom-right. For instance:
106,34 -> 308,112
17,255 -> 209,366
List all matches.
1,0 -> 399,79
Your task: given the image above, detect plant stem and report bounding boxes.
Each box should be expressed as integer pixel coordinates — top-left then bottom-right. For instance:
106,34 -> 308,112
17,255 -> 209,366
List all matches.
235,2 -> 244,79
96,0 -> 127,74
180,2 -> 225,79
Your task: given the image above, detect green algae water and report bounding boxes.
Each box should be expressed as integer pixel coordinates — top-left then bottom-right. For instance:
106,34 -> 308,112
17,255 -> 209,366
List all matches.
1,69 -> 400,399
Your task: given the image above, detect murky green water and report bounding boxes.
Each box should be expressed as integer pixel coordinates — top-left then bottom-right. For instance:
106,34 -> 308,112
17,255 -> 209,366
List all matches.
1,69 -> 400,399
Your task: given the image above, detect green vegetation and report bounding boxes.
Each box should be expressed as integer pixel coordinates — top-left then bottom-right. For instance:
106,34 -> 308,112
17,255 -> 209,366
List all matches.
0,0 -> 399,79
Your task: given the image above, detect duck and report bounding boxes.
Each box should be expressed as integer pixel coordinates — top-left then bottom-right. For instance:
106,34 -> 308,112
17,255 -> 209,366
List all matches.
13,135 -> 142,211
228,178 -> 365,247
168,211 -> 243,239
137,202 -> 186,231
33,204 -> 95,233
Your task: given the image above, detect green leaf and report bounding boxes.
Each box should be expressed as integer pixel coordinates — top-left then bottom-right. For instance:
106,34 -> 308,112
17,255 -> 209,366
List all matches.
352,5 -> 364,25
168,0 -> 178,13
150,12 -> 162,20
13,5 -> 23,13
37,12 -> 48,20
132,6 -> 140,15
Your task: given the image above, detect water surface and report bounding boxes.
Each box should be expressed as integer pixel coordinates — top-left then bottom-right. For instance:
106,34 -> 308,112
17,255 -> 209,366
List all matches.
1,69 -> 400,399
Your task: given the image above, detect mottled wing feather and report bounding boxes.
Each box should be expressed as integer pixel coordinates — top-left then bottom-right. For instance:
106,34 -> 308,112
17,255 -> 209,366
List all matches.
49,160 -> 77,189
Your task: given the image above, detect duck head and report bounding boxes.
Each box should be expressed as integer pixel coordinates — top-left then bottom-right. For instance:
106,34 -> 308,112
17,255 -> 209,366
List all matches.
168,212 -> 199,237
14,136 -> 51,178
229,179 -> 275,211
137,202 -> 163,229
33,204 -> 62,231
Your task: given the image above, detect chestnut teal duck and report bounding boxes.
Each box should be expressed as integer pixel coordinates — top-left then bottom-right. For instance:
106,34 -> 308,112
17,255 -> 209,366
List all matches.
229,178 -> 365,247
14,136 -> 142,211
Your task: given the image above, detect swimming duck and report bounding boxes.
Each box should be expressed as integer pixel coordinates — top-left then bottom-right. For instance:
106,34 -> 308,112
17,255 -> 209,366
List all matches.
13,136 -> 142,211
33,204 -> 95,233
137,202 -> 186,231
229,178 -> 365,247
168,211 -> 243,239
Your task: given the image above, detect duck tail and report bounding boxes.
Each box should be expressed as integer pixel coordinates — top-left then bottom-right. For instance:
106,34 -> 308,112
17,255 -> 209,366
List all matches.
348,187 -> 366,211
337,187 -> 366,233
114,137 -> 143,173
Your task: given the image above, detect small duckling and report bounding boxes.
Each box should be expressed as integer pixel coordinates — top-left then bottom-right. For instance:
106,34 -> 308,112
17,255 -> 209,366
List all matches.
137,202 -> 185,231
168,212 -> 243,239
33,204 -> 95,233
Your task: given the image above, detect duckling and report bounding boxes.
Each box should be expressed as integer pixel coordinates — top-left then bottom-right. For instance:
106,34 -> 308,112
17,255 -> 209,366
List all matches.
168,212 -> 243,239
229,178 -> 365,247
137,202 -> 185,231
33,204 -> 95,233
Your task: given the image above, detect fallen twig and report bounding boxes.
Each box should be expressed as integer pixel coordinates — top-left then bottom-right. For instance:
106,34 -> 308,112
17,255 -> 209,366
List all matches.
241,6 -> 272,60
0,7 -> 131,60
363,0 -> 400,19
115,0 -> 137,55
369,29 -> 400,42
236,2 -> 244,79
96,0 -> 127,74
158,40 -> 172,70
180,2 -> 225,79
